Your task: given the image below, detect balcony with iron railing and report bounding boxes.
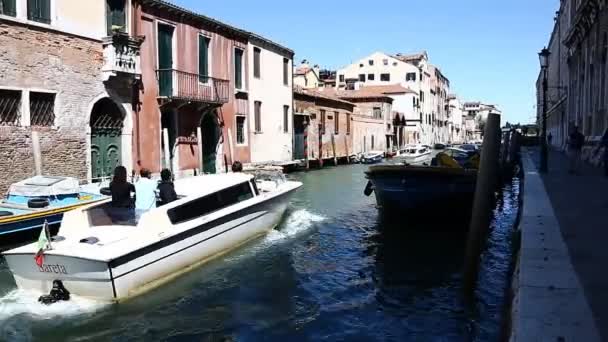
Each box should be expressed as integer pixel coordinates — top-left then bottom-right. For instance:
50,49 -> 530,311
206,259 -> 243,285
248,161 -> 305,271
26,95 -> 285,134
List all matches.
156,69 -> 230,105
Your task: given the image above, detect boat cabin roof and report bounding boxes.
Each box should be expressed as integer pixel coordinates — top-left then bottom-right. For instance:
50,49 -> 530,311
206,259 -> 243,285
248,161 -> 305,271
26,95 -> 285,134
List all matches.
174,173 -> 254,198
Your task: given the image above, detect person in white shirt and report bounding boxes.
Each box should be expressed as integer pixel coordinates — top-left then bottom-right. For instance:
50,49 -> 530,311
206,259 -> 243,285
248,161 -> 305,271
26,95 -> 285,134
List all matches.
135,168 -> 157,211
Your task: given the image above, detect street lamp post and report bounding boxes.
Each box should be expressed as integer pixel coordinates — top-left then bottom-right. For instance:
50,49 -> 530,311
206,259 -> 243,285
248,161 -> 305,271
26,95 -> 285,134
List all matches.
538,47 -> 550,173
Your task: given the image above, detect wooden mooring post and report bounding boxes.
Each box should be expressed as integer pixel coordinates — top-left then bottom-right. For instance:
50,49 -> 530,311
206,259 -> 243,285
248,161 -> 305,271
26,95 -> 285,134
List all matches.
463,112 -> 502,299
31,130 -> 42,176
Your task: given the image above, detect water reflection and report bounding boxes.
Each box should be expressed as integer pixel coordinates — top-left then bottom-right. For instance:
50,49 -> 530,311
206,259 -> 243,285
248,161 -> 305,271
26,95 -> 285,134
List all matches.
0,165 -> 519,341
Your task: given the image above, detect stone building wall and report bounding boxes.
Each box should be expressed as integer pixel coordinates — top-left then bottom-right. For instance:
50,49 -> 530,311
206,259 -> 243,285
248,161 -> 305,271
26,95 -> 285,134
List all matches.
0,21 -> 104,193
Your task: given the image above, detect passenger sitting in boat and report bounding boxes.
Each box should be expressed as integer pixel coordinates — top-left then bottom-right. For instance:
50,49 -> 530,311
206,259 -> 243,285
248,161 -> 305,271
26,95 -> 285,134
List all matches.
135,168 -> 157,211
110,166 -> 135,209
157,169 -> 177,206
232,161 -> 243,172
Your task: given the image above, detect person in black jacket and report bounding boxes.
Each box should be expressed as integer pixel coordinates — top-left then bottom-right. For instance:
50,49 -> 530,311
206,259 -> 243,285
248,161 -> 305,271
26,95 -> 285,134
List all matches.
157,169 -> 178,206
110,166 -> 135,208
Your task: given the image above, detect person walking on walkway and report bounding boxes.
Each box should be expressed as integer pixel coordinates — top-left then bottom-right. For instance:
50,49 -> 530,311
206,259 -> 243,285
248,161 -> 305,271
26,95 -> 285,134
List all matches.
567,126 -> 585,175
548,132 -> 553,147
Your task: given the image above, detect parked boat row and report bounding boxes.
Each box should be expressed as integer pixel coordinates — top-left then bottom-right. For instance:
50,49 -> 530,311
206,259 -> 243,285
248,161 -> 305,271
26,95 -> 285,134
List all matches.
2,172 -> 302,302
0,176 -> 107,244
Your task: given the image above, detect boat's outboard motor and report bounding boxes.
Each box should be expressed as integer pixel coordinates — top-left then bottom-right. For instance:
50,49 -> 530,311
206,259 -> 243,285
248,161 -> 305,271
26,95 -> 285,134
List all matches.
38,280 -> 70,305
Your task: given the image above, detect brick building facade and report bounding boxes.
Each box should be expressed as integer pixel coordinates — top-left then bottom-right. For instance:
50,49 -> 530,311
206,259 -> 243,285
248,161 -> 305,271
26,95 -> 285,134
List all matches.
0,21 -> 105,193
293,87 -> 354,164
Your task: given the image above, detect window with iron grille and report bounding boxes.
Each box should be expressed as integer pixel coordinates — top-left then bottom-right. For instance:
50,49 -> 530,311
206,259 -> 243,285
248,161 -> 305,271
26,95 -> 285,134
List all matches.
0,89 -> 21,126
254,101 -> 262,132
236,115 -> 246,144
30,92 -> 55,126
0,0 -> 17,16
28,0 -> 51,24
283,105 -> 289,133
334,111 -> 339,134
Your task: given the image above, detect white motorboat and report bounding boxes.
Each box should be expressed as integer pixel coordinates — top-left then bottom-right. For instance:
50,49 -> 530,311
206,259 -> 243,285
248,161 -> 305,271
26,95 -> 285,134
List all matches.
2,173 -> 302,302
397,145 -> 432,164
360,151 -> 385,164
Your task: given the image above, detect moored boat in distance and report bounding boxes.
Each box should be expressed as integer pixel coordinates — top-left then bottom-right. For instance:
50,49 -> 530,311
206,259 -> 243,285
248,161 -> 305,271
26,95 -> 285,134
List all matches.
2,173 -> 302,302
360,151 -> 385,164
396,144 -> 433,165
0,176 -> 107,248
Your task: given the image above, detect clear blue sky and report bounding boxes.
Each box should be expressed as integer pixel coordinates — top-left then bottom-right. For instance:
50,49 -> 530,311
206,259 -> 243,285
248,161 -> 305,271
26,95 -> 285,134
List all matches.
174,0 -> 558,124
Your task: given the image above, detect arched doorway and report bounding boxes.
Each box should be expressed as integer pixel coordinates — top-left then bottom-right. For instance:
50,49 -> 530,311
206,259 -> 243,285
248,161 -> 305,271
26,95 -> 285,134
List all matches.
90,98 -> 124,182
201,110 -> 221,174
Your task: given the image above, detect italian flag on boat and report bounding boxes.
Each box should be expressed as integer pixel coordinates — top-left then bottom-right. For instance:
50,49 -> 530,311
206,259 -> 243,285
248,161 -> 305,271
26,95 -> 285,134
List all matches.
34,220 -> 52,267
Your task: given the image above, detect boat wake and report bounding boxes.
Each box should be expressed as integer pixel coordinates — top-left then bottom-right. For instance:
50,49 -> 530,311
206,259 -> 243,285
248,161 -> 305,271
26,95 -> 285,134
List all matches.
0,289 -> 108,322
265,209 -> 325,243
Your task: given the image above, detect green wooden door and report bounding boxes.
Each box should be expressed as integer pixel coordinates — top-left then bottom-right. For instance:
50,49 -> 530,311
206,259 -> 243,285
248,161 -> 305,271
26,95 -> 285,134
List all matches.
91,128 -> 121,182
201,112 -> 219,174
158,24 -> 174,97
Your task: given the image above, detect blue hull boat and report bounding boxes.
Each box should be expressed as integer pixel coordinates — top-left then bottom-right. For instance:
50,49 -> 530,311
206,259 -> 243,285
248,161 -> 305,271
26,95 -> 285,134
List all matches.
0,176 -> 106,246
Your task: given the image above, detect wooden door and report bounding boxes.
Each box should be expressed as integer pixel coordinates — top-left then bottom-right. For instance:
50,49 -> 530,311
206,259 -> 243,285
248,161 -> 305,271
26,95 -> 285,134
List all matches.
158,24 -> 174,97
91,128 -> 121,182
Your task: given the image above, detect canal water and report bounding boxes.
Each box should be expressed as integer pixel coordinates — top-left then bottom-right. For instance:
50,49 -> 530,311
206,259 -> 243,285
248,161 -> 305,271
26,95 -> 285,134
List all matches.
0,164 -> 520,341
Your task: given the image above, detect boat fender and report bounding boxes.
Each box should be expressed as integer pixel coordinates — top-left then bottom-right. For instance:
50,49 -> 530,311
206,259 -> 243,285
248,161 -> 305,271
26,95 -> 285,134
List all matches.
38,280 -> 70,305
0,211 -> 13,217
28,198 -> 50,209
100,187 -> 112,196
364,181 -> 374,197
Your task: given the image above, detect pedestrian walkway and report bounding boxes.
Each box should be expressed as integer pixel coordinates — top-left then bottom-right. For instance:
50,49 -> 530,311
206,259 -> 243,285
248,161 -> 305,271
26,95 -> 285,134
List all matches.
528,146 -> 608,340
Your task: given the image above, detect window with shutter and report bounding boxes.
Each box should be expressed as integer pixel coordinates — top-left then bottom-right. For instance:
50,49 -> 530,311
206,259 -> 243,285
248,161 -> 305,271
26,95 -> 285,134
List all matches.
0,0 -> 17,16
320,109 -> 326,134
28,0 -> 51,24
253,47 -> 261,78
199,35 -> 210,82
283,58 -> 289,86
106,0 -> 126,35
234,48 -> 244,90
254,101 -> 262,132
283,106 -> 289,133
334,111 -> 339,134
346,113 -> 351,135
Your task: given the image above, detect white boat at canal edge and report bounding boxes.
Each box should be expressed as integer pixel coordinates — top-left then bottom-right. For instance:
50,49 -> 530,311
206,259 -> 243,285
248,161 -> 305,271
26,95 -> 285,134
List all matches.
2,173 -> 302,302
396,145 -> 432,164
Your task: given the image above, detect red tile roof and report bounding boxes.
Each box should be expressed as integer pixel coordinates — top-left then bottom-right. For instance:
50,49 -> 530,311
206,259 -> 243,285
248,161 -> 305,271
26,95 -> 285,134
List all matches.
294,66 -> 311,76
321,88 -> 393,102
393,51 -> 428,63
294,86 -> 355,106
359,84 -> 417,95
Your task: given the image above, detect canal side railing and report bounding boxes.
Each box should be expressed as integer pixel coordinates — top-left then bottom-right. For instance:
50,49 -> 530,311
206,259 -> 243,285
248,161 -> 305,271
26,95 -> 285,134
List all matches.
156,69 -> 230,104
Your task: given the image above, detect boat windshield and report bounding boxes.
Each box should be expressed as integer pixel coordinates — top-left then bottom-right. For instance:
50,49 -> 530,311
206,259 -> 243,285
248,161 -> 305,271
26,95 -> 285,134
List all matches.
86,202 -> 141,227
